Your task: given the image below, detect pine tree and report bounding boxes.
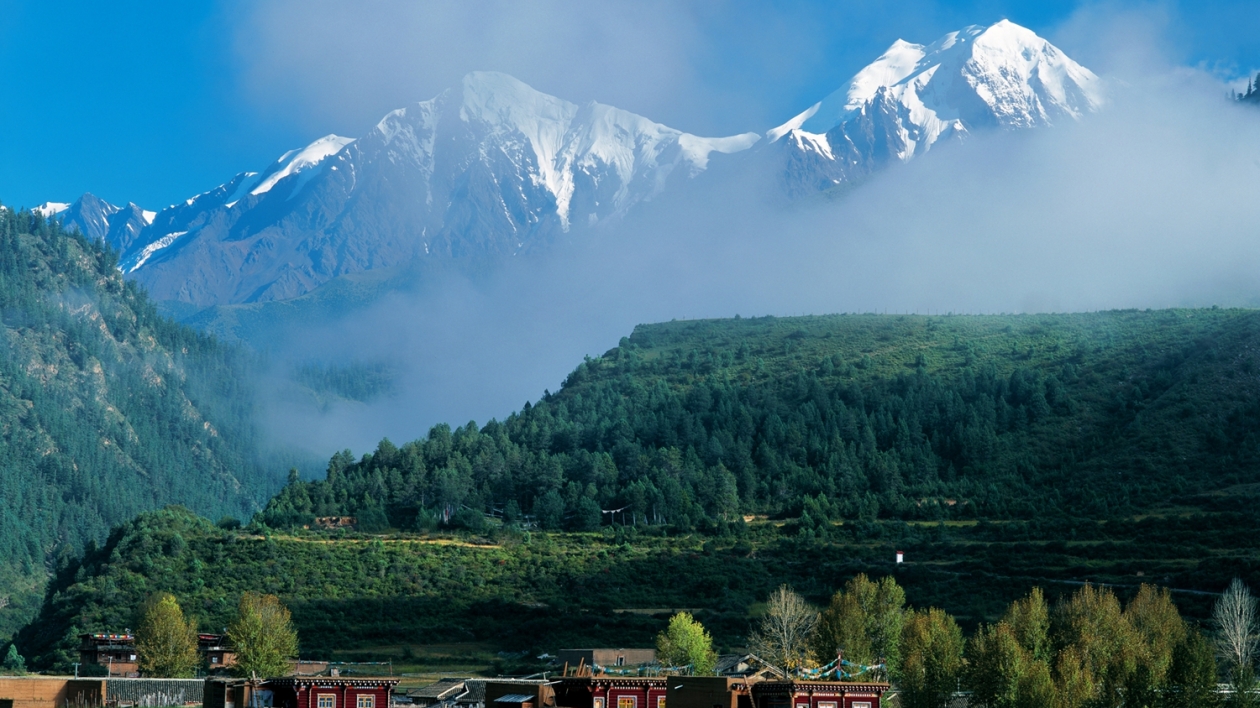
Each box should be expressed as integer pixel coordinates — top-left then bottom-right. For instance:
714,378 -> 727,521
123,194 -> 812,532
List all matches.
2,645 -> 26,674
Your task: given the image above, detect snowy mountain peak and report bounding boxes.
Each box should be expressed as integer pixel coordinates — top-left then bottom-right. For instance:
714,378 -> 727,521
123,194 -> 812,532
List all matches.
34,202 -> 70,218
251,134 -> 354,197
770,19 -> 1101,143
458,71 -> 577,128
765,20 -> 1101,196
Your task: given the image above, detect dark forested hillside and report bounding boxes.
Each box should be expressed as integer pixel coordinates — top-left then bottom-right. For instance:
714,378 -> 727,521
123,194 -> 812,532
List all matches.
19,309 -> 1260,672
261,309 -> 1260,530
0,207 -> 282,636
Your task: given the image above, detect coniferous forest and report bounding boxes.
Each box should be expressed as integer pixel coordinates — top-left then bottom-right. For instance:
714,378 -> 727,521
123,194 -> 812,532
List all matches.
0,207 -> 281,635
262,308 -> 1260,531
17,303 -> 1260,674
9,206 -> 1260,681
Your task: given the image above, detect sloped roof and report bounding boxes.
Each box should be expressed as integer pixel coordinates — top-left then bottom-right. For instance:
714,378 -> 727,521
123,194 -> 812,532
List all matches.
410,679 -> 470,700
459,681 -> 486,703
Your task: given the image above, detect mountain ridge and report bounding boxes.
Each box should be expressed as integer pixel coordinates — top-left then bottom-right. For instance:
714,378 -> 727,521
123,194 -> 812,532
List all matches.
44,21 -> 1099,311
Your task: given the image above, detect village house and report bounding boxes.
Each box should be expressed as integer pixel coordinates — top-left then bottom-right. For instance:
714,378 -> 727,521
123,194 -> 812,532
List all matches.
713,656 -> 784,682
555,650 -> 657,671
205,677 -> 399,708
406,678 -> 471,708
483,680 -> 556,708
665,677 -> 755,708
749,680 -> 888,708
200,633 -> 236,671
78,633 -> 138,677
553,676 -> 667,708
550,663 -> 888,708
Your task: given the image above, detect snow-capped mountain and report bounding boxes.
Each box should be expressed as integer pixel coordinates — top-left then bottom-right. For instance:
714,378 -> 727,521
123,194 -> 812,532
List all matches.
95,72 -> 757,306
42,21 -> 1100,311
43,193 -> 156,250
768,20 -> 1103,196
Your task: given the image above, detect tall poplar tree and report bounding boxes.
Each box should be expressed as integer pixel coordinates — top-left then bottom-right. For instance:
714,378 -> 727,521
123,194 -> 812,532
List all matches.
136,593 -> 199,678
228,593 -> 298,678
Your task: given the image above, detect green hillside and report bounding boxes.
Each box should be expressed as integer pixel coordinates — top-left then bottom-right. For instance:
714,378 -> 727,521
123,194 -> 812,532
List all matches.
0,207 -> 285,637
264,308 -> 1260,527
16,308 -> 1260,671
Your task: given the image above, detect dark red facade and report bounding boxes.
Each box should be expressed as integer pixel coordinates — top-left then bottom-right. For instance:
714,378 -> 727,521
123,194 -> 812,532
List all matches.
555,677 -> 669,708
750,681 -> 888,708
264,678 -> 400,708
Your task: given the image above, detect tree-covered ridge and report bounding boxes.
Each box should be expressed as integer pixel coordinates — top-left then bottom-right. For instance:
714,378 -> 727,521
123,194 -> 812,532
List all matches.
0,207 -> 279,636
262,309 -> 1260,531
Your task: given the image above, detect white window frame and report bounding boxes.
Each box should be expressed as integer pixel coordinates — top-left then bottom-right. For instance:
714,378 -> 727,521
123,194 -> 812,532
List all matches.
850,703 -> 872,708
357,695 -> 375,708
656,697 -> 665,708
618,697 -> 638,708
317,694 -> 337,708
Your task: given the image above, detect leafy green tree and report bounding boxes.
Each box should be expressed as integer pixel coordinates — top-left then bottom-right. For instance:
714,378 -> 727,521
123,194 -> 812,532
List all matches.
898,607 -> 963,708
812,574 -> 905,674
656,612 -> 717,675
227,593 -> 298,678
1003,587 -> 1050,663
1166,628 -> 1219,708
136,592 -> 199,678
1123,584 -> 1187,707
1051,584 -> 1137,707
966,622 -> 1032,708
2,645 -> 26,674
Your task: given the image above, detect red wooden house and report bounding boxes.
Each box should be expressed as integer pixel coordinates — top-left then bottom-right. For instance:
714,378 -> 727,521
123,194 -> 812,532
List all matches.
554,677 -> 668,708
750,681 -> 888,708
263,677 -> 400,708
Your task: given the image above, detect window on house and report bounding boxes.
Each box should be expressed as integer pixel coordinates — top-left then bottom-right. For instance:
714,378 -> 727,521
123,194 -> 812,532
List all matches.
618,697 -> 637,708
796,702 -> 809,708
211,656 -> 220,664
850,703 -> 872,708
819,702 -> 837,708
594,699 -> 605,708
318,694 -> 336,708
656,697 -> 665,708
617,656 -> 625,666
358,695 -> 375,708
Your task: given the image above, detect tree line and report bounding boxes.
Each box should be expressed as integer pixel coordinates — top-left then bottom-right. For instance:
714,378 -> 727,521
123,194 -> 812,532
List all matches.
662,575 -> 1255,708
260,310 -> 1260,539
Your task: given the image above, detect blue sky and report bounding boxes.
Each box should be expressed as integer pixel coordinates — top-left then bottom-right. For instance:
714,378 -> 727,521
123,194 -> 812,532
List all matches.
1,0 -> 1257,211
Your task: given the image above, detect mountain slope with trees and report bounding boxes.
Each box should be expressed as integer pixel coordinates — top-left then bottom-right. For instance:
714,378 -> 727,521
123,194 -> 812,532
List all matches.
0,206 -> 283,636
18,308 -> 1260,671
261,308 -> 1260,530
